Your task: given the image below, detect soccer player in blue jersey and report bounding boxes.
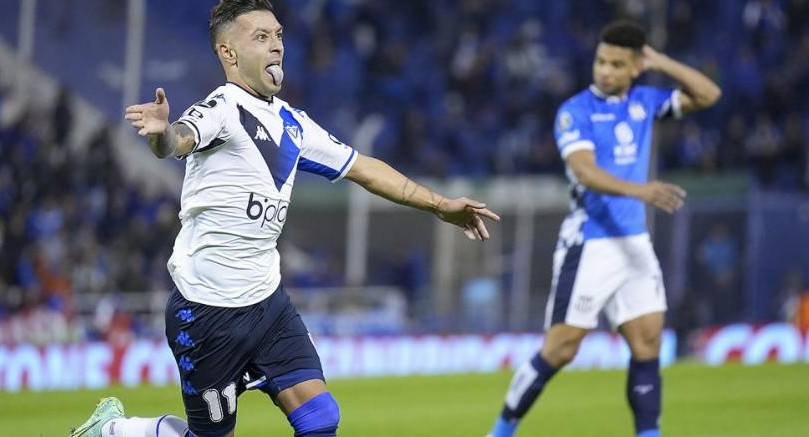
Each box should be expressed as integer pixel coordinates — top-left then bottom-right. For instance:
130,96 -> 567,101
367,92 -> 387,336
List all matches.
68,1 -> 499,437
486,21 -> 721,437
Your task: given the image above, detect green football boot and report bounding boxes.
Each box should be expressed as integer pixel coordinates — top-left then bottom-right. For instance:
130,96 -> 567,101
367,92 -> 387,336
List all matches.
68,397 -> 125,437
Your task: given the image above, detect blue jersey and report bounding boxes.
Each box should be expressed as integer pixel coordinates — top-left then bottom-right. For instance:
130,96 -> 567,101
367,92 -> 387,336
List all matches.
554,85 -> 680,241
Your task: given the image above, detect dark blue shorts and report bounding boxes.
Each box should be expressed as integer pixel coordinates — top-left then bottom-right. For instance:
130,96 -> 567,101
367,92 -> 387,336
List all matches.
165,285 -> 324,437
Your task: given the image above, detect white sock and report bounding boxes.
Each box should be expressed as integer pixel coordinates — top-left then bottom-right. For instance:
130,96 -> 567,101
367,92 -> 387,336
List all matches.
101,415 -> 189,437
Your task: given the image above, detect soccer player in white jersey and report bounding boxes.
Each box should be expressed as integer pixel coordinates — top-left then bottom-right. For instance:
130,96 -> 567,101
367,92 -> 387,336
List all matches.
486,21 -> 721,437
68,1 -> 499,437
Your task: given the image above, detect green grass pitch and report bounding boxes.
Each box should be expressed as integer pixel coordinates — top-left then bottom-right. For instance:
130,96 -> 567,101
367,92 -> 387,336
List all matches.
2,363 -> 807,436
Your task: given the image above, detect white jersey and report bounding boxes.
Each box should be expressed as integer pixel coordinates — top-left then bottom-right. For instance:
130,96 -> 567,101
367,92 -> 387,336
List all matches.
168,82 -> 357,307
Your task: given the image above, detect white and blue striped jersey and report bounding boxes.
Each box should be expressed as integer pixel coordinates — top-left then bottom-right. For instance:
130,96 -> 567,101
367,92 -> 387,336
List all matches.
554,85 -> 681,242
168,82 -> 357,307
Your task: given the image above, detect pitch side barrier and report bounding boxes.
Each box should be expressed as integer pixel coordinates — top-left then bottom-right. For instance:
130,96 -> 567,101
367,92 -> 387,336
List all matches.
0,324 -> 807,392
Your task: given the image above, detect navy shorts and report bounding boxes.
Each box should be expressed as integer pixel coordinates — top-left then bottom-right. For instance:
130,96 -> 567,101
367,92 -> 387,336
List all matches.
165,285 -> 324,437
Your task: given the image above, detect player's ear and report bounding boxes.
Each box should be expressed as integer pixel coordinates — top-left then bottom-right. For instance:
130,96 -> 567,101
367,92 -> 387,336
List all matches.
217,43 -> 237,66
631,51 -> 643,78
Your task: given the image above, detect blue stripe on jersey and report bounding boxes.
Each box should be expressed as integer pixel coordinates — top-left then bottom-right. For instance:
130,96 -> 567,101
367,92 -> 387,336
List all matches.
239,105 -> 301,191
338,149 -> 357,175
298,148 -> 356,180
551,243 -> 583,325
298,157 -> 340,180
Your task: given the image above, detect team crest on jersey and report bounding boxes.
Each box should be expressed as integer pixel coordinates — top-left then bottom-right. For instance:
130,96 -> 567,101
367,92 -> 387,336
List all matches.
558,111 -> 573,131
629,102 -> 647,120
285,124 -> 300,141
239,105 -> 301,191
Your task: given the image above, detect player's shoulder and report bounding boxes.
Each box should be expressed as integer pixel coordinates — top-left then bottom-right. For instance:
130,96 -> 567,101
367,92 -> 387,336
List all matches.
273,96 -> 308,119
555,88 -> 592,129
558,88 -> 592,114
630,84 -> 671,100
201,84 -> 231,104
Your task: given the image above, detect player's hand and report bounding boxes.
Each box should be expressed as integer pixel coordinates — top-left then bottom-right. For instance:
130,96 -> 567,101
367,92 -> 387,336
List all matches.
637,181 -> 686,214
435,197 -> 501,241
124,88 -> 170,137
641,45 -> 668,72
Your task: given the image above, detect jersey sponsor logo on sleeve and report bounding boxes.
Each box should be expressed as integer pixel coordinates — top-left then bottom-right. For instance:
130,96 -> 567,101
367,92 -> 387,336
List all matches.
557,111 -> 574,131
328,133 -> 345,146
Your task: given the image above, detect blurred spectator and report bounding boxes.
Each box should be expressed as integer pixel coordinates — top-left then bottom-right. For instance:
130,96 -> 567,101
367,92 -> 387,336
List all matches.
778,267 -> 809,332
696,224 -> 741,324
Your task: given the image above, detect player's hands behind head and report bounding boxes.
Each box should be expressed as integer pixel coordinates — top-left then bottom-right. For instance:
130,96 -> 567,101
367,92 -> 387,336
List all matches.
435,197 -> 501,241
125,88 -> 171,136
640,45 -> 666,72
637,180 -> 686,214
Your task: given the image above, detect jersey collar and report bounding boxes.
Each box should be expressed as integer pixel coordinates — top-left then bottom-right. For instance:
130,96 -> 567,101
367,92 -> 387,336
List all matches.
226,82 -> 275,105
589,84 -> 628,104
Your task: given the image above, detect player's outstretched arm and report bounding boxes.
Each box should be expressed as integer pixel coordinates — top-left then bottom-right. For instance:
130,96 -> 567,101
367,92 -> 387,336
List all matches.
344,154 -> 500,240
566,150 -> 686,214
642,45 -> 721,114
124,88 -> 196,159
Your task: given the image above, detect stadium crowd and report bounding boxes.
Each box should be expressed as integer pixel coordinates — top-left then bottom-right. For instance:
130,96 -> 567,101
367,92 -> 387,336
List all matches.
1,0 -> 808,342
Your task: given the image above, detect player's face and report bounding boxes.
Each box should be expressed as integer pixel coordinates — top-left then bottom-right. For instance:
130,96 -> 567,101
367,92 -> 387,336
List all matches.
230,11 -> 285,97
592,43 -> 641,96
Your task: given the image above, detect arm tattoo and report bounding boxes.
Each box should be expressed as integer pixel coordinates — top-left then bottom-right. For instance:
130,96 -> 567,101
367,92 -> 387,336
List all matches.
401,179 -> 419,204
175,123 -> 197,154
400,179 -> 412,204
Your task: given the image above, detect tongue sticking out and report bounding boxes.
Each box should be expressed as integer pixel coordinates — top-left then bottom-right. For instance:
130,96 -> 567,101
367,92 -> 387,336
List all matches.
267,65 -> 284,86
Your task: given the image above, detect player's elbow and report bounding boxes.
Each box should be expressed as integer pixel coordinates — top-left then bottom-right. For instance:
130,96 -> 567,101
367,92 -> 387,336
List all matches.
572,167 -> 596,189
697,85 -> 722,109
703,85 -> 722,108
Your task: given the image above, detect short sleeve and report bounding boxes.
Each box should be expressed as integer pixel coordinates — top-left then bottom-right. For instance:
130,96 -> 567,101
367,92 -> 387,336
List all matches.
554,103 -> 595,159
644,86 -> 682,120
296,111 -> 357,182
173,92 -> 230,156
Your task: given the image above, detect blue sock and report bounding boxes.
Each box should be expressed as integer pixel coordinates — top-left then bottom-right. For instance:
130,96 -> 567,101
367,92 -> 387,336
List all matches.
489,353 -> 559,437
627,358 -> 661,436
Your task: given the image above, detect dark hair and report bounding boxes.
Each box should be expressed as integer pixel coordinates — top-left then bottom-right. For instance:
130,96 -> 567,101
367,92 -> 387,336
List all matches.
600,20 -> 646,51
209,0 -> 275,52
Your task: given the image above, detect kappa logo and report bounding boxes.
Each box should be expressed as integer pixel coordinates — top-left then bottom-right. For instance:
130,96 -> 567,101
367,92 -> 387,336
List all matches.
255,126 -> 270,142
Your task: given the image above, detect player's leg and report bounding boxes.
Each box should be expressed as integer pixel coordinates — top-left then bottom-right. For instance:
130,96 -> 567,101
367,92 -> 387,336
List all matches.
246,285 -> 340,436
69,397 -> 192,437
619,312 -> 665,437
164,288 -> 264,437
487,323 -> 589,437
607,234 -> 668,437
488,240 -> 619,437
276,378 -> 340,437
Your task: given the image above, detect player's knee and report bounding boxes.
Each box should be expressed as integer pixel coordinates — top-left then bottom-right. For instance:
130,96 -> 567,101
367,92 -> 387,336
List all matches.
631,331 -> 662,359
154,415 -> 191,437
543,334 -> 584,366
287,392 -> 340,437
